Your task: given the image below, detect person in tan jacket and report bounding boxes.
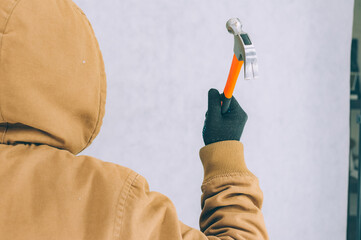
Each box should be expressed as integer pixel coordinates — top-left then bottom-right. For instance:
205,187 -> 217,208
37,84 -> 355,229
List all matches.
0,0 -> 269,239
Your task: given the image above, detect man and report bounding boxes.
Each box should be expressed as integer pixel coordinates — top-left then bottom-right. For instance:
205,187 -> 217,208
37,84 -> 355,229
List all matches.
0,0 -> 268,239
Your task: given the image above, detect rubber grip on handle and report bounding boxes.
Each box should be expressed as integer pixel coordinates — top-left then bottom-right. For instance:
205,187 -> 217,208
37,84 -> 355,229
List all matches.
221,94 -> 231,114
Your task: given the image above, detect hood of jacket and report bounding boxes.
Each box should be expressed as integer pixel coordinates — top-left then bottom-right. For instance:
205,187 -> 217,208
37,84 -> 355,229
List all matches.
0,0 -> 106,155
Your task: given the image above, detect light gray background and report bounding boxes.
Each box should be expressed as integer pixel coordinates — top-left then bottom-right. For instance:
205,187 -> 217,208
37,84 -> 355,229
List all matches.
74,0 -> 354,239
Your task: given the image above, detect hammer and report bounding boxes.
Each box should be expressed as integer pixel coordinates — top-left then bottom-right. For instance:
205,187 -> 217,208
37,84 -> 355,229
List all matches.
221,18 -> 258,114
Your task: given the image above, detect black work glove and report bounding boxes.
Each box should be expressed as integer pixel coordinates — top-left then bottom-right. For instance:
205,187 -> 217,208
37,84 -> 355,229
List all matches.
202,88 -> 248,145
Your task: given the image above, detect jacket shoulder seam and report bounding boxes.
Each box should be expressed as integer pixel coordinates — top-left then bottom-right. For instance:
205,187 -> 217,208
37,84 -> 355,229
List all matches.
112,171 -> 139,240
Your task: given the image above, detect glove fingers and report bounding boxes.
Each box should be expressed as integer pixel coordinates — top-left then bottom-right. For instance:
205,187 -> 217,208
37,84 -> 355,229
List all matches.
228,96 -> 248,124
229,95 -> 246,115
207,88 -> 221,116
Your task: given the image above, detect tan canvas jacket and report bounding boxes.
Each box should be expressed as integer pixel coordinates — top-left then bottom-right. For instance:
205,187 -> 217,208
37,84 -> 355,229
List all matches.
0,0 -> 269,239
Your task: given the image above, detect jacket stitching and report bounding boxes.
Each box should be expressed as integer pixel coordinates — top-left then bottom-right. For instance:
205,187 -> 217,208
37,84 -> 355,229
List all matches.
202,172 -> 257,188
113,172 -> 139,240
112,173 -> 135,239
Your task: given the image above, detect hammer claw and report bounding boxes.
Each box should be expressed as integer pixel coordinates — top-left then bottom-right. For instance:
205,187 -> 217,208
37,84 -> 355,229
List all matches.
226,18 -> 258,80
252,61 -> 259,79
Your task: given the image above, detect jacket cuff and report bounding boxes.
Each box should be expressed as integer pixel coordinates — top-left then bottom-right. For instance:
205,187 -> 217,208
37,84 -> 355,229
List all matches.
199,140 -> 253,182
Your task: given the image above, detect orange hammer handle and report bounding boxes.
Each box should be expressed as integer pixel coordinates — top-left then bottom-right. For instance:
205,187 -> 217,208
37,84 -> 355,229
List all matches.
224,54 -> 244,99
221,54 -> 243,114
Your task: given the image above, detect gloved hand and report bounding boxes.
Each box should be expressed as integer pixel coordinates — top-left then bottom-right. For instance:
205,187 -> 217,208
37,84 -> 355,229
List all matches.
202,88 -> 248,145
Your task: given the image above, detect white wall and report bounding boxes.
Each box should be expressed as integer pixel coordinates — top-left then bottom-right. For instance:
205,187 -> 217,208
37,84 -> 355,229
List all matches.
75,1 -> 354,239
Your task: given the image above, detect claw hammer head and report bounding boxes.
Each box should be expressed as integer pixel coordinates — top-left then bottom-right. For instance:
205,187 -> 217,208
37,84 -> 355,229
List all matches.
226,18 -> 258,80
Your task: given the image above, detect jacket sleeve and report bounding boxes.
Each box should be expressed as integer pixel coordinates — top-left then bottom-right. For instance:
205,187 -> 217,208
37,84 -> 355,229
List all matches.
119,140 -> 269,240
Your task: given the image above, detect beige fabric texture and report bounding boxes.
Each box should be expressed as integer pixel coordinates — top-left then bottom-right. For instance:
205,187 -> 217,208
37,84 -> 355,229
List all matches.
0,0 -> 269,239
